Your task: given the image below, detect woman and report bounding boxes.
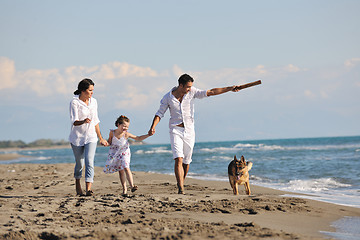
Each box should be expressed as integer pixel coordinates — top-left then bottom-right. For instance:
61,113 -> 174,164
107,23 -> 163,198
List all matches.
69,78 -> 108,196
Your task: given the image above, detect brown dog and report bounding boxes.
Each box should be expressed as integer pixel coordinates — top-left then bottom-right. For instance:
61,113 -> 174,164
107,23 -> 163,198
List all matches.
228,155 -> 253,195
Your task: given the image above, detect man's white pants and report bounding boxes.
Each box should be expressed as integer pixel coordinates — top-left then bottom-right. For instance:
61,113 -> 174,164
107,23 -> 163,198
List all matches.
169,126 -> 195,164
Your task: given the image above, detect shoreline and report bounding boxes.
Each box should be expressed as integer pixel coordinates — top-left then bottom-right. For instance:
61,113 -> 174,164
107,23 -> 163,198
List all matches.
0,153 -> 26,161
0,145 -> 71,162
1,163 -> 359,239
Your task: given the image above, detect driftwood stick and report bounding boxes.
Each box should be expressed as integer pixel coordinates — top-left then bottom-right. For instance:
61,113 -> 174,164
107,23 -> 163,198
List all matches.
234,80 -> 262,91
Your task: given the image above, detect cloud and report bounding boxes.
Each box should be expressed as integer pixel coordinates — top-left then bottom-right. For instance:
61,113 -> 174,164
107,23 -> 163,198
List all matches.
0,57 -> 17,90
186,64 -> 274,90
115,85 -> 150,109
1,57 -> 359,117
172,64 -> 184,77
344,58 -> 360,68
20,68 -> 62,97
304,89 -> 316,99
93,61 -> 159,80
0,58 -> 305,99
1,57 -> 359,142
284,64 -> 301,73
0,59 -> 163,97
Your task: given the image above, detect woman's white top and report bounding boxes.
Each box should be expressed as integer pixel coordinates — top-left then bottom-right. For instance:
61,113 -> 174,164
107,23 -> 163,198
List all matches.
68,96 -> 100,146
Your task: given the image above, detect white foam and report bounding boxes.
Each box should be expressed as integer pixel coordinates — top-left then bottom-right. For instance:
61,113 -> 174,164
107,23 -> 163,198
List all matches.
233,143 -> 259,148
259,177 -> 360,208
188,174 -> 360,208
199,142 -> 359,152
199,147 -> 237,153
233,143 -> 285,151
0,156 -> 51,164
134,147 -> 171,155
202,155 -> 233,162
199,143 -> 285,153
187,172 -> 228,182
285,178 -> 351,192
198,142 -> 360,153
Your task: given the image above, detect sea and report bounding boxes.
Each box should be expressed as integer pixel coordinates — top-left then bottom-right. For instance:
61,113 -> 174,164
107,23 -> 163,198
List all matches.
1,136 -> 360,208
1,136 -> 360,239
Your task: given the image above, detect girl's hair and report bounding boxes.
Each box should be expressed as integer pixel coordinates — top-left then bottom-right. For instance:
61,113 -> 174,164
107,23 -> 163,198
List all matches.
115,115 -> 130,127
178,73 -> 194,86
74,78 -> 95,95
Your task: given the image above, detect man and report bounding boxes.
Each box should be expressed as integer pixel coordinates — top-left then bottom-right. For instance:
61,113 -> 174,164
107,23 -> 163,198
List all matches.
148,73 -> 242,194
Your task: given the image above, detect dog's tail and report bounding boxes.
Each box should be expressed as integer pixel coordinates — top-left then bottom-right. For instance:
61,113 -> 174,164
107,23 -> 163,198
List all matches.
247,162 -> 253,171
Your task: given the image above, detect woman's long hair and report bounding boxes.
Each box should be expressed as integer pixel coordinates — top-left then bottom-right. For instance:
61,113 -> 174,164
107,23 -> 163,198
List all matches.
74,78 -> 95,95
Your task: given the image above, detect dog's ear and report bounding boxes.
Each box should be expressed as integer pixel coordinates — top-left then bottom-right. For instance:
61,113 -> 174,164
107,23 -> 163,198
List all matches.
234,155 -> 237,161
241,155 -> 245,163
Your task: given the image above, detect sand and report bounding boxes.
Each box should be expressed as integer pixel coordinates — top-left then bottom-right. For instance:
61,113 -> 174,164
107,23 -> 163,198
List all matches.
1,163 -> 359,240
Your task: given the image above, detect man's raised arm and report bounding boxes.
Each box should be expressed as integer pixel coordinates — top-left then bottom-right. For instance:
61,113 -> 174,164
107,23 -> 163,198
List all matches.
206,80 -> 262,96
206,86 -> 236,96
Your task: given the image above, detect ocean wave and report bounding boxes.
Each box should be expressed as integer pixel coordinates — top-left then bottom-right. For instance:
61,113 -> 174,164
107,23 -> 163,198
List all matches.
285,178 -> 351,192
16,150 -> 46,155
202,155 -> 233,162
134,147 -> 171,155
199,143 -> 285,153
234,143 -> 285,150
184,173 -> 355,196
199,142 -> 360,153
199,147 -> 237,153
187,172 -> 228,182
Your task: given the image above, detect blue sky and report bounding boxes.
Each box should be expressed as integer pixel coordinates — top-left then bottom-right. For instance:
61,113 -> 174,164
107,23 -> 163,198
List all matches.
0,0 -> 359,144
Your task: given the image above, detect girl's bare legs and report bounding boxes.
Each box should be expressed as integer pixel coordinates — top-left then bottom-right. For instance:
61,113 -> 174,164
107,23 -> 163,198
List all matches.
124,168 -> 138,192
124,168 -> 134,188
119,170 -> 127,195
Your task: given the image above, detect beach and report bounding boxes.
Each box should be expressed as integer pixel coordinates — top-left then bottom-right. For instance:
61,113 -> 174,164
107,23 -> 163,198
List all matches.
1,163 -> 359,239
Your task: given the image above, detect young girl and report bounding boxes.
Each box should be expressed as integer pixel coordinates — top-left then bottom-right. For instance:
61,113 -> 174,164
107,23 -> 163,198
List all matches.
103,115 -> 150,196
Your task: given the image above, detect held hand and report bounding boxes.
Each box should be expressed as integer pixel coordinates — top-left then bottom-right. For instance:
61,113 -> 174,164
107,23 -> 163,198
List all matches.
100,138 -> 109,146
231,85 -> 240,92
148,128 -> 155,136
84,118 -> 91,124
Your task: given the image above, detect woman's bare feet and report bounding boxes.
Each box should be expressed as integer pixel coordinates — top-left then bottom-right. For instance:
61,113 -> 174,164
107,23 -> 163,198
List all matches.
75,179 -> 83,196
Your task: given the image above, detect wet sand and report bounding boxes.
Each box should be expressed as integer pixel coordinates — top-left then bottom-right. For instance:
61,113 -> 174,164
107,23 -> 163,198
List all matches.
1,163 -> 359,239
0,153 -> 25,161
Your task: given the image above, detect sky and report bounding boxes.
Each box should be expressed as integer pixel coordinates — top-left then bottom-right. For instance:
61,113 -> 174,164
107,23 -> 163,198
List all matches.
0,0 -> 359,144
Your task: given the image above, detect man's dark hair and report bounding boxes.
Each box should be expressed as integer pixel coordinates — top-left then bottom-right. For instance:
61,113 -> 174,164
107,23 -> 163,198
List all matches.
178,74 -> 194,86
